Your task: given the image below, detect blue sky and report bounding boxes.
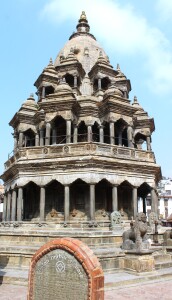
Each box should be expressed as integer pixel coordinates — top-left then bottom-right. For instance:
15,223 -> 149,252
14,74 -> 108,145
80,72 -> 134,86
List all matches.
0,0 -> 172,180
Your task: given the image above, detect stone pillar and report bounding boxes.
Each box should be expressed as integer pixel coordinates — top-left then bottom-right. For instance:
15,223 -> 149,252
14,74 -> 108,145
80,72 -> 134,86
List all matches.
110,122 -> 115,145
143,197 -> 147,214
64,185 -> 70,223
52,128 -> 57,144
11,190 -> 17,221
45,122 -> 51,145
118,130 -> 122,146
87,125 -> 92,142
39,128 -> 44,146
112,185 -> 118,211
35,133 -> 39,146
127,126 -> 134,148
40,187 -> 45,222
132,187 -> 138,218
90,184 -> 95,221
151,188 -> 158,214
2,194 -> 7,222
13,132 -> 18,152
98,78 -> 101,90
42,86 -> 45,99
66,120 -> 71,143
146,136 -> 152,151
6,192 -> 12,221
74,75 -> 77,88
17,187 -> 23,222
19,132 -> 23,147
73,125 -> 78,143
99,125 -> 104,143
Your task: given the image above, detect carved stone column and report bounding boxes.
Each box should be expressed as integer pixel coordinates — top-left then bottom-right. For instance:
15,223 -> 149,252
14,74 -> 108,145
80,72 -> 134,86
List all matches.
42,86 -> 45,99
66,120 -> 71,143
132,187 -> 138,218
98,78 -> 101,90
90,184 -> 95,222
17,187 -> 23,222
40,186 -> 45,222
143,197 -> 147,214
146,136 -> 152,151
74,75 -> 77,88
64,185 -> 70,223
99,125 -> 104,143
73,125 -> 78,143
35,133 -> 39,146
110,122 -> 115,145
52,128 -> 57,144
45,122 -> 51,145
127,126 -> 134,148
6,192 -> 11,221
13,132 -> 18,153
39,128 -> 44,146
11,190 -> 17,221
87,125 -> 92,142
19,132 -> 23,148
151,188 -> 158,214
2,194 -> 7,222
112,185 -> 118,211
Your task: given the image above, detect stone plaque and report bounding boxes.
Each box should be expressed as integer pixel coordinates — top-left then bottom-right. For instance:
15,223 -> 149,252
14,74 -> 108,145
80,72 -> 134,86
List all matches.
28,238 -> 104,300
33,249 -> 88,300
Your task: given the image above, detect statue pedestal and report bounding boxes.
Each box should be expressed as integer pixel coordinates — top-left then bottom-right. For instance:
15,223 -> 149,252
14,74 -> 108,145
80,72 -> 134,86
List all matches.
124,251 -> 155,274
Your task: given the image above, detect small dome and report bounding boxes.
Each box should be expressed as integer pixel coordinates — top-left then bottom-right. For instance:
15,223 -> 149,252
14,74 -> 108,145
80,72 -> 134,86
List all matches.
22,94 -> 36,108
55,79 -> 73,93
104,83 -> 123,97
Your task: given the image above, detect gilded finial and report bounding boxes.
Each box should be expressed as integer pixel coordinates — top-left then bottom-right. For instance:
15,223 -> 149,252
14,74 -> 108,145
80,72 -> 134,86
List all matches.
80,11 -> 87,20
134,96 -> 138,103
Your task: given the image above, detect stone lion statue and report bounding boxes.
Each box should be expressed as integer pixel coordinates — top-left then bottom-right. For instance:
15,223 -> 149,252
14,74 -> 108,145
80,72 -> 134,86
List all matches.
122,212 -> 150,251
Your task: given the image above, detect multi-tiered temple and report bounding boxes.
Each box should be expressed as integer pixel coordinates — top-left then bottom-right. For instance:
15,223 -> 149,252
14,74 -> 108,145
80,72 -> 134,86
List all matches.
1,12 -> 161,228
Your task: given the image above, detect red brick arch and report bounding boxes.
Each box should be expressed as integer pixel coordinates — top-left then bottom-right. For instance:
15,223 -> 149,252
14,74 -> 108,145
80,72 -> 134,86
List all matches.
27,237 -> 104,300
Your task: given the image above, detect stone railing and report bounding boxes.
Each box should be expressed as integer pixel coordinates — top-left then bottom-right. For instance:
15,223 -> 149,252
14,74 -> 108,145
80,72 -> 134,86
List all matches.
4,142 -> 156,170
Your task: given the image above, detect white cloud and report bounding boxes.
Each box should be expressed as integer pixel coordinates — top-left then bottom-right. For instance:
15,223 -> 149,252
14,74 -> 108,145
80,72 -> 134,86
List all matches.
156,0 -> 172,21
41,0 -> 172,95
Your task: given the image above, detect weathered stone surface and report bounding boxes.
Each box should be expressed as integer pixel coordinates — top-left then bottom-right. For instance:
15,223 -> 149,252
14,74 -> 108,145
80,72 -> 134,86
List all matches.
27,237 -> 104,300
124,253 -> 155,273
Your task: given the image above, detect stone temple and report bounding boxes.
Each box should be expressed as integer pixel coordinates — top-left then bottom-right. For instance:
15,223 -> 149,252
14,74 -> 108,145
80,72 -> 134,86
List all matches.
1,13 -> 164,276
1,12 -> 161,227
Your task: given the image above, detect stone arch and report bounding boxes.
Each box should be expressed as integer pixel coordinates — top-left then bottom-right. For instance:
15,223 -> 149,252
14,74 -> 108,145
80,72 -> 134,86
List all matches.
51,115 -> 66,144
70,179 -> 89,220
115,118 -> 128,146
95,179 -> 112,219
23,128 -> 35,147
45,180 -> 64,221
45,85 -> 55,97
78,121 -> 87,142
23,181 -> 40,221
101,76 -> 111,90
92,121 -> 99,142
134,132 -> 147,150
64,73 -> 74,88
118,180 -> 133,219
138,182 -> 152,214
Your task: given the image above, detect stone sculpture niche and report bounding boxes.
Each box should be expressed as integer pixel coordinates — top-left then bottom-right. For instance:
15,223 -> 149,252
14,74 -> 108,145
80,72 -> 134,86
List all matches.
110,211 -> 123,231
122,212 -> 150,251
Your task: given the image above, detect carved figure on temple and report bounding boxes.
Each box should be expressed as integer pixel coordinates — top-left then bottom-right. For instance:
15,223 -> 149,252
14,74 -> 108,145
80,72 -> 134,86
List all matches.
122,212 -> 150,251
148,212 -> 158,227
110,211 -> 123,231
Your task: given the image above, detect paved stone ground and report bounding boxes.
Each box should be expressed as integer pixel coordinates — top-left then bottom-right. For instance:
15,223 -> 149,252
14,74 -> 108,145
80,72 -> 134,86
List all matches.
0,279 -> 172,299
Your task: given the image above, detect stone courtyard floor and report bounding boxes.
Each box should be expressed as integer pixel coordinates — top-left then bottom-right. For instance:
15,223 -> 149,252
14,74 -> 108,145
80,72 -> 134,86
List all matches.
0,276 -> 172,299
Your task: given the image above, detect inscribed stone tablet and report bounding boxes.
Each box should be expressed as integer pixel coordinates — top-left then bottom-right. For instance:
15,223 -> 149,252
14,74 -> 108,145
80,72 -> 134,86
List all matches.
33,248 -> 88,300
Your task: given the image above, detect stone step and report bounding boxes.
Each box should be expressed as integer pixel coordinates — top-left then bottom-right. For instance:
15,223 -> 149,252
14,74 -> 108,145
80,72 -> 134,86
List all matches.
153,253 -> 172,262
155,261 -> 172,270
0,267 -> 28,286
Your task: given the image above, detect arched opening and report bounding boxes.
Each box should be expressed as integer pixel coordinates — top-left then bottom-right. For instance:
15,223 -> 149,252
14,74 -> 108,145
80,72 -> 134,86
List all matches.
45,86 -> 54,96
103,122 -> 110,144
23,182 -> 40,220
118,181 -> 133,219
134,132 -> 147,150
78,121 -> 87,142
64,74 -> 74,88
23,129 -> 35,147
70,179 -> 89,220
138,183 -> 151,215
51,116 -> 66,144
45,180 -> 64,221
115,119 -> 127,146
101,77 -> 111,91
92,122 -> 99,142
95,179 -> 112,219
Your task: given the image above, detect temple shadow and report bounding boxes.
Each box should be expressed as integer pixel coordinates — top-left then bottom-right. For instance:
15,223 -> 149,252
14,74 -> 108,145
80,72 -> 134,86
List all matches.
0,256 -> 9,285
